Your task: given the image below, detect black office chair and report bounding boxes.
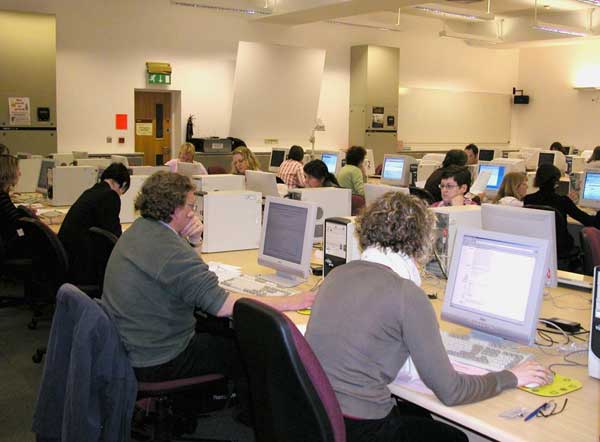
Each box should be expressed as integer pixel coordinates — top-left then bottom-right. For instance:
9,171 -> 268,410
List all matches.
88,226 -> 118,295
409,186 -> 436,205
0,230 -> 33,308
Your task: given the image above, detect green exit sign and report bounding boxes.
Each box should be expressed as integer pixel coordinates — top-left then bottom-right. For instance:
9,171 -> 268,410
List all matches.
148,73 -> 171,84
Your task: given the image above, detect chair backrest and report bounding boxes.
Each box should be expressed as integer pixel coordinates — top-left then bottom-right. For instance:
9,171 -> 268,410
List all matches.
351,194 -> 365,216
207,165 -> 226,175
375,163 -> 382,175
88,227 -> 118,292
408,186 -> 435,205
523,204 -> 571,258
581,227 -> 600,276
20,217 -> 68,294
233,299 -> 346,442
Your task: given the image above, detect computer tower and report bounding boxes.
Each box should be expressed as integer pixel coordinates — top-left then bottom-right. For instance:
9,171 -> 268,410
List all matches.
323,216 -> 361,277
14,158 -> 42,193
590,266 -> 600,379
428,206 -> 482,277
119,175 -> 148,223
193,174 -> 245,192
198,191 -> 262,253
49,166 -> 98,206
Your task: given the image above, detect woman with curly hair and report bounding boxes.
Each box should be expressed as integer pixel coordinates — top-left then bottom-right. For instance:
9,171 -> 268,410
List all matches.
305,192 -> 552,442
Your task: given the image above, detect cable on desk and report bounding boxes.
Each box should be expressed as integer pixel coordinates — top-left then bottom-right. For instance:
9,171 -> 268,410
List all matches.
537,319 -> 570,345
545,291 -> 593,311
548,349 -> 588,374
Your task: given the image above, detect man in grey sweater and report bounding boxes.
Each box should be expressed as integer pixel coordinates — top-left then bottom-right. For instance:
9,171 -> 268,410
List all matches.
102,171 -> 314,383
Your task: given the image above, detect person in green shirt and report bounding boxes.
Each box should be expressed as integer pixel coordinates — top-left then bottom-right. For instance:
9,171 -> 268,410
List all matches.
338,145 -> 367,196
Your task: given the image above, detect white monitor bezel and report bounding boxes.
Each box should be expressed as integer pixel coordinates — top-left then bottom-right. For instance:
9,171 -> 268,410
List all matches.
319,150 -> 342,176
268,148 -> 289,173
580,169 -> 600,210
478,149 -> 496,162
245,170 -> 280,198
477,163 -> 506,196
441,227 -> 549,345
380,154 -> 415,187
258,196 -> 317,282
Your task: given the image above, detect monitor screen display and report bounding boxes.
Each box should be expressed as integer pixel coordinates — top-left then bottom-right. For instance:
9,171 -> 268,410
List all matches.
583,171 -> 600,201
478,164 -> 505,190
321,153 -> 338,174
479,149 -> 494,161
262,202 -> 308,264
382,157 -> 405,181
37,160 -> 54,190
270,150 -> 286,167
538,152 -> 555,167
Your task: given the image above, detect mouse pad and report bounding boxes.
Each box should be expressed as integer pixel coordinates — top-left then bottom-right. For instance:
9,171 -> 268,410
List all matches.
519,373 -> 582,397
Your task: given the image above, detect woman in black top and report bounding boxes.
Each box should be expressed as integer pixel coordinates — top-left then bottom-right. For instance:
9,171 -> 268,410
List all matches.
58,163 -> 130,285
523,164 -> 600,269
303,159 -> 340,188
0,154 -> 23,252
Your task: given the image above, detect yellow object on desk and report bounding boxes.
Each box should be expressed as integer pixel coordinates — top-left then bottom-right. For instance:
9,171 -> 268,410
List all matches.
519,373 -> 582,397
296,309 -> 312,315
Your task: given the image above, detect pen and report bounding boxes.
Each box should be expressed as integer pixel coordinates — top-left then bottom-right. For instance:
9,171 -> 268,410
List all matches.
524,402 -> 549,422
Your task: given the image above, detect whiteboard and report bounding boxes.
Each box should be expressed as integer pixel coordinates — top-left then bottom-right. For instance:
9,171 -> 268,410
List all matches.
398,88 -> 512,145
230,41 -> 326,148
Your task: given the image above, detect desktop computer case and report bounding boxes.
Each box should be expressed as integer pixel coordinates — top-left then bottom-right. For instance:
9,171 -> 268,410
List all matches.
50,166 -> 98,207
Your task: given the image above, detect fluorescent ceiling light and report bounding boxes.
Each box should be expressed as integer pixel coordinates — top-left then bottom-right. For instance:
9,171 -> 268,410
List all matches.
439,29 -> 502,44
573,0 -> 600,5
170,1 -> 272,16
327,20 -> 403,32
414,5 -> 495,22
532,20 -> 590,37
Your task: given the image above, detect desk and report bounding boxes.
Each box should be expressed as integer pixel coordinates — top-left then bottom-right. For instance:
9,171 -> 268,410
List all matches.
202,249 -> 598,442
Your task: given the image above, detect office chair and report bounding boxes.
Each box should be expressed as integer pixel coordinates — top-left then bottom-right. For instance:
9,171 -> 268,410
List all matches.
408,186 -> 436,205
580,227 -> 600,276
0,232 -> 33,308
375,164 -> 383,175
233,299 -> 346,442
207,165 -> 226,175
88,226 -> 118,294
351,194 -> 365,216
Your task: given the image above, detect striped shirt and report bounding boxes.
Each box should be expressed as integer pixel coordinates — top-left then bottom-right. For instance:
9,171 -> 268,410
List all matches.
277,160 -> 306,189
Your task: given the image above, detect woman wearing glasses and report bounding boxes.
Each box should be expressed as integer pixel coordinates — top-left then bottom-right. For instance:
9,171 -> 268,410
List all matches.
430,166 -> 479,207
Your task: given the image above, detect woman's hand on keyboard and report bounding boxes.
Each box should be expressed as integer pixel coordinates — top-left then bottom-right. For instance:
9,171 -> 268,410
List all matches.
509,360 -> 554,388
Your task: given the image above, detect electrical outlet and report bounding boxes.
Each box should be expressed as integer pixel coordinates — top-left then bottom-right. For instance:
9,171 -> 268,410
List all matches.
118,137 -> 125,144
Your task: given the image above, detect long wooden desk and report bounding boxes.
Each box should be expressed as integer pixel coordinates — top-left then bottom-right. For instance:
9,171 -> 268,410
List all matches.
202,249 -> 598,442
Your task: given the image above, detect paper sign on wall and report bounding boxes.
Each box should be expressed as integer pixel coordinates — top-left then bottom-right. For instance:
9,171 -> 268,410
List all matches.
8,97 -> 31,126
116,114 -> 128,130
136,122 -> 153,136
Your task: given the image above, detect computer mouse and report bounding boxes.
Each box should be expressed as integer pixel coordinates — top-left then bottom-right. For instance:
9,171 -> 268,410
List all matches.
524,383 -> 541,389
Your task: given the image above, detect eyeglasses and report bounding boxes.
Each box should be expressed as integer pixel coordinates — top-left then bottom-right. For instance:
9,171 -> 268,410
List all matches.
186,202 -> 198,211
537,398 -> 568,418
438,183 -> 459,190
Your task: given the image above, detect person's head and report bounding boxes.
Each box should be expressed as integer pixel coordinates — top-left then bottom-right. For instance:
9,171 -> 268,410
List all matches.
549,141 -> 563,152
439,166 -> 471,204
101,162 -> 131,195
442,149 -> 468,168
464,144 -> 479,165
228,137 -> 247,150
0,143 -> 9,155
534,164 -> 561,192
303,159 -> 339,188
178,142 -> 195,163
356,192 -> 434,263
494,172 -> 528,202
346,145 -> 367,167
588,146 -> 600,163
135,171 -> 196,233
231,146 -> 259,174
287,145 -> 304,162
0,155 -> 19,192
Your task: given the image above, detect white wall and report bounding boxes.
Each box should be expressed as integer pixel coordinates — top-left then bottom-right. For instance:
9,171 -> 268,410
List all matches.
512,41 -> 600,151
2,0 -> 519,154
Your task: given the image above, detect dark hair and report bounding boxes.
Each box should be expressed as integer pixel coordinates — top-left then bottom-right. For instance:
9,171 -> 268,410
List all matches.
303,159 -> 339,186
442,149 -> 468,168
0,143 -> 9,155
534,164 -> 561,191
588,146 -> 600,163
464,144 -> 479,156
228,137 -> 247,149
440,165 -> 472,191
135,171 -> 194,222
346,146 -> 367,166
288,145 -> 304,162
101,163 -> 131,193
549,141 -> 563,152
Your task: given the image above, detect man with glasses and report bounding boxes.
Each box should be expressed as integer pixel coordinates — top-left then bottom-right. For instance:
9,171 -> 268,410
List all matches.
102,171 -> 315,392
430,166 -> 479,207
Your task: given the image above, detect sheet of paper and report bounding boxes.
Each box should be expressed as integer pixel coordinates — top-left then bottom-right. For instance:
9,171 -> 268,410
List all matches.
470,170 -> 492,195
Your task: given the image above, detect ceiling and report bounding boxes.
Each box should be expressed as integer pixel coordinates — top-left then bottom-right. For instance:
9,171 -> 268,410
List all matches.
173,0 -> 600,47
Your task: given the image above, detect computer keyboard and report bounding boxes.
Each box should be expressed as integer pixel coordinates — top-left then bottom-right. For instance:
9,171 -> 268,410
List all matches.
219,274 -> 296,297
441,332 -> 532,372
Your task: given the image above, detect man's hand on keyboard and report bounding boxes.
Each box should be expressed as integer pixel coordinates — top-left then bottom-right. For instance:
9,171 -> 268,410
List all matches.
509,360 -> 554,388
286,291 -> 317,311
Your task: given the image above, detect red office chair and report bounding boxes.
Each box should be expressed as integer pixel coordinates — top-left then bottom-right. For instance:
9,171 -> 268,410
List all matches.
207,166 -> 226,175
351,195 -> 365,216
581,227 -> 600,276
233,299 -> 346,442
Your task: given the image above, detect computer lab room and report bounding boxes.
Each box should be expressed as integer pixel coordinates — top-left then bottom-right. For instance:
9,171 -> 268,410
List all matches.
1,1 -> 599,441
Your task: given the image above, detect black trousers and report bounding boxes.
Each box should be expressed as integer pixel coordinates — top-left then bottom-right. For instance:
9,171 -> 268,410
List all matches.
344,401 -> 468,442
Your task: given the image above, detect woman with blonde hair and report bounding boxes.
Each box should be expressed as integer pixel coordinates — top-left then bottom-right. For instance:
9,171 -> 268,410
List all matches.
494,172 -> 528,207
230,146 -> 260,175
165,142 -> 207,175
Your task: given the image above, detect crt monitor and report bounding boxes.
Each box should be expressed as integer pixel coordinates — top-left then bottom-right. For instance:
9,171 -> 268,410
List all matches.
320,152 -> 340,175
177,161 -> 206,177
538,152 -> 555,167
441,228 -> 549,345
258,196 -> 318,287
110,155 -> 129,167
580,170 -> 600,209
37,159 -> 55,193
380,155 -> 416,187
478,149 -> 495,162
477,164 -> 505,195
268,148 -> 288,172
481,204 -> 557,287
246,170 -> 282,198
72,151 -> 88,159
364,183 -> 409,207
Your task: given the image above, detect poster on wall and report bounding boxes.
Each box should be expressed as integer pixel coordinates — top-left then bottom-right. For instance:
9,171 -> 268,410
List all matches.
8,97 -> 31,125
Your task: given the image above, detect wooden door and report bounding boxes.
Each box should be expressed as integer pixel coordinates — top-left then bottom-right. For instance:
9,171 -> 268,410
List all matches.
134,92 -> 171,166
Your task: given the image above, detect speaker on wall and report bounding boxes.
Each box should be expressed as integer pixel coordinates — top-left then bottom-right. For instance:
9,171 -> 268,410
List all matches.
514,95 -> 530,104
